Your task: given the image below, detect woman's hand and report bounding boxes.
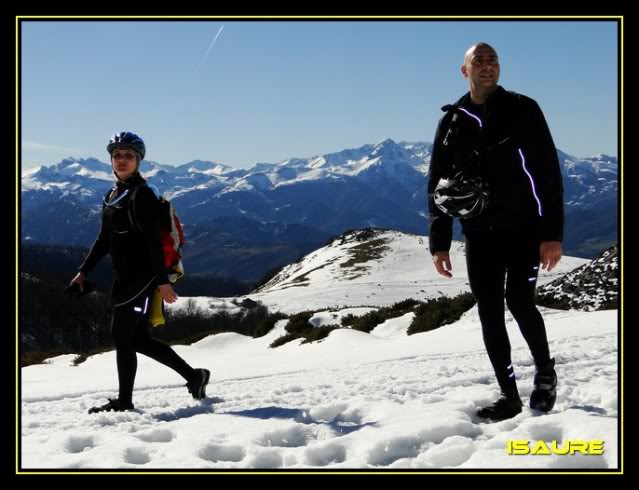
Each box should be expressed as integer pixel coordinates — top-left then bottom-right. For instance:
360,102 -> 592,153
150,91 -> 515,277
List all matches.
69,272 -> 86,292
159,283 -> 178,304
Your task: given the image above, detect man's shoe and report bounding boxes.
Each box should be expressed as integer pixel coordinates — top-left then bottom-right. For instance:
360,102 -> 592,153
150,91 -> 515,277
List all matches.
529,358 -> 557,412
477,392 -> 523,421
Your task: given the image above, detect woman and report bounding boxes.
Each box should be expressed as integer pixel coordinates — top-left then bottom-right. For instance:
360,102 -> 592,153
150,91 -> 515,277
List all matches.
69,131 -> 210,414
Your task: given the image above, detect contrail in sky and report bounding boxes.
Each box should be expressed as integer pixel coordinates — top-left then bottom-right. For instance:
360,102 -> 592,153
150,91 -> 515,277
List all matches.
197,25 -> 224,71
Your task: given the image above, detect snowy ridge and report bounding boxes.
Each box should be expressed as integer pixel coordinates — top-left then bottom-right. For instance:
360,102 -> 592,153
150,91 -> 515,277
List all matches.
247,229 -> 589,315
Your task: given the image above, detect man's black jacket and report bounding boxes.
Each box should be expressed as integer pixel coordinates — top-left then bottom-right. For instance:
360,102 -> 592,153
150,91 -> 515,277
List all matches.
428,86 -> 564,253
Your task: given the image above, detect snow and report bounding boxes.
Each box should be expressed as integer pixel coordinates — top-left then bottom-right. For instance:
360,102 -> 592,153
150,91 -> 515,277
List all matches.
21,307 -> 618,469
21,230 -> 616,469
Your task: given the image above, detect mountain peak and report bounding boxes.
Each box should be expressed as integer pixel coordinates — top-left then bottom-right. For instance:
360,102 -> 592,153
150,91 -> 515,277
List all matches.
177,160 -> 232,174
60,157 -> 78,165
589,154 -> 617,163
374,138 -> 398,148
371,138 -> 410,160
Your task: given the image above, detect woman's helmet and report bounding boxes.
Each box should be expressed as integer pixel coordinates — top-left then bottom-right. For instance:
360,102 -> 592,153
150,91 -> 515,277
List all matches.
107,131 -> 146,160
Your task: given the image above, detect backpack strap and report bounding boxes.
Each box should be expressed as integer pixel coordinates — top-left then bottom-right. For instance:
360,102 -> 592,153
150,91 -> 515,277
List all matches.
127,184 -> 146,232
442,110 -> 459,147
128,183 -> 163,232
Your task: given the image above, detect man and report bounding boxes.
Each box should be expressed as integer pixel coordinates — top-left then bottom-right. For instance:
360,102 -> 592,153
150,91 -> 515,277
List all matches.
428,43 -> 563,421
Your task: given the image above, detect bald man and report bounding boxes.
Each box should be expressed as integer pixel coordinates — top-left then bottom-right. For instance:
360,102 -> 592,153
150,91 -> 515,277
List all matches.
427,43 -> 564,421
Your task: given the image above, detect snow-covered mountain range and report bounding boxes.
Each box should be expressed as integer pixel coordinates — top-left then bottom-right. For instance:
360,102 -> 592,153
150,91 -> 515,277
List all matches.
21,139 -> 618,279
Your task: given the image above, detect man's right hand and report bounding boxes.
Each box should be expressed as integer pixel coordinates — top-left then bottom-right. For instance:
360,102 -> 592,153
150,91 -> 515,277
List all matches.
433,251 -> 453,278
70,272 -> 86,292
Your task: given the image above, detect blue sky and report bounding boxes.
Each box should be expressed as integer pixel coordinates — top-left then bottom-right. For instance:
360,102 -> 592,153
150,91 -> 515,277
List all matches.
21,19 -> 619,169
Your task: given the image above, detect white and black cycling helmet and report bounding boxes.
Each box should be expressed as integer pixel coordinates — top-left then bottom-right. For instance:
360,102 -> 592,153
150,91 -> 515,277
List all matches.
433,175 -> 489,219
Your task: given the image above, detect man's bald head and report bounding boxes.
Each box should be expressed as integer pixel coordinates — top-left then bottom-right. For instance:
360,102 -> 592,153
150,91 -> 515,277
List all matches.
464,43 -> 498,65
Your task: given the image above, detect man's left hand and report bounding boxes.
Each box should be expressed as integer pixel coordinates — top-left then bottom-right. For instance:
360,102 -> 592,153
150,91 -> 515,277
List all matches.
540,241 -> 562,272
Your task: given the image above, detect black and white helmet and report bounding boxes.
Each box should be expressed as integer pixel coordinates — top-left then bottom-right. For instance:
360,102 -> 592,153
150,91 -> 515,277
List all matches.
433,175 -> 489,219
